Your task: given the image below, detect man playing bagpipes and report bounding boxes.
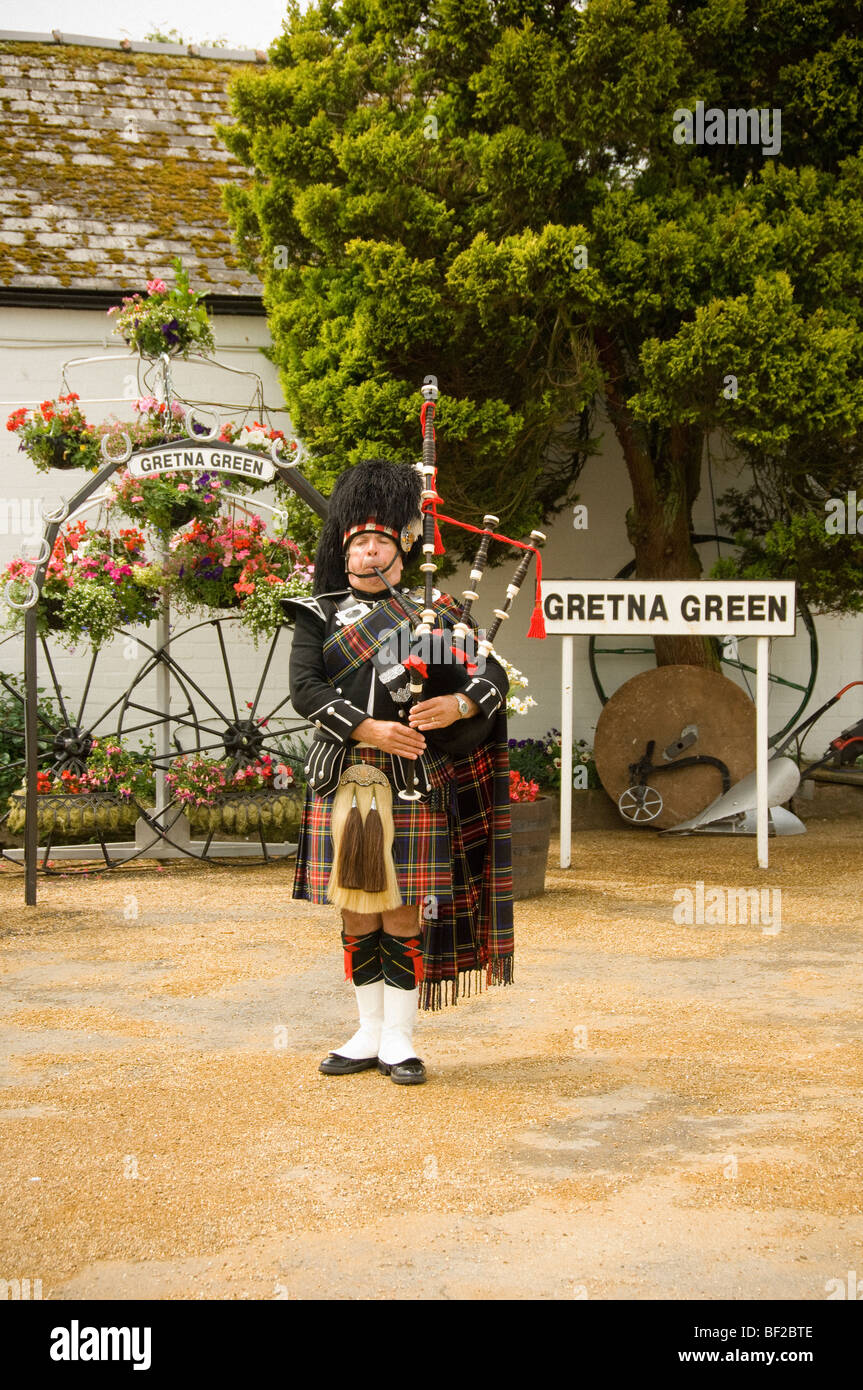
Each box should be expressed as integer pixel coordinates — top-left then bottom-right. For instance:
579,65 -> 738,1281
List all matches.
283,419 -> 545,1084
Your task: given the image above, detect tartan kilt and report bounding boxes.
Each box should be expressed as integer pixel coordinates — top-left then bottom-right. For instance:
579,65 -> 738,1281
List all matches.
292,745 -> 455,904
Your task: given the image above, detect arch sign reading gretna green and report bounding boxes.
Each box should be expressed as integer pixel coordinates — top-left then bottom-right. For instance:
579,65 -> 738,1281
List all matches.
126,441 -> 278,483
541,579 -> 797,870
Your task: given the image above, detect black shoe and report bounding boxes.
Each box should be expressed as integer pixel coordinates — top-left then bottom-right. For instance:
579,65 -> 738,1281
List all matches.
319,1052 -> 379,1075
377,1057 -> 427,1085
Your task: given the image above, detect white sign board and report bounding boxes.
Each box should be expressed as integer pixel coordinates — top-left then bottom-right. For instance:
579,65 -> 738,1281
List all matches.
544,580 -> 798,870
541,580 -> 796,636
126,441 -> 276,483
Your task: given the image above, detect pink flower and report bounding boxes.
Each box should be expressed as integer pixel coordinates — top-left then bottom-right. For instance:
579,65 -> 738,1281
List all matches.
176,483 -> 189,492
131,495 -> 144,502
146,279 -> 167,295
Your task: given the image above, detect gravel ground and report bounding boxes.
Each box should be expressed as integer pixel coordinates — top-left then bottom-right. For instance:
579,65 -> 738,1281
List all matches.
0,821 -> 861,1302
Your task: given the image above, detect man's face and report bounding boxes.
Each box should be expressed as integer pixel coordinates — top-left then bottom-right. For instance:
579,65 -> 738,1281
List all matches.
345,532 -> 403,590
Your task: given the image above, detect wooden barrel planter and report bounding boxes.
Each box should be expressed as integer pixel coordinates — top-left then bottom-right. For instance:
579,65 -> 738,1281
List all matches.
509,795 -> 553,900
185,787 -> 304,838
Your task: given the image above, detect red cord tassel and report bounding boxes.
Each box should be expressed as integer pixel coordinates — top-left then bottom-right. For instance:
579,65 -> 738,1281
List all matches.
433,515 -> 445,554
527,594 -> 546,639
526,550 -> 546,638
343,935 -> 358,982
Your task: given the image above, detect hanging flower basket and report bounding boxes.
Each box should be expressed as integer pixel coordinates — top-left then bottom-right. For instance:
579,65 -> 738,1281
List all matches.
107,259 -> 215,359
166,514 -> 312,619
185,786 -> 305,838
6,393 -> 103,473
6,790 -> 145,839
41,595 -> 67,632
2,521 -> 160,649
49,435 -> 85,470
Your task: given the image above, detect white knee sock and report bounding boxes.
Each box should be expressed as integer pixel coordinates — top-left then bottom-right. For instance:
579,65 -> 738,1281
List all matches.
378,984 -> 419,1065
333,980 -> 384,1059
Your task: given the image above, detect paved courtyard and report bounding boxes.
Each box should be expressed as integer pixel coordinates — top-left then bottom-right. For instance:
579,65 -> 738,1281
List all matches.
1,820 -> 860,1300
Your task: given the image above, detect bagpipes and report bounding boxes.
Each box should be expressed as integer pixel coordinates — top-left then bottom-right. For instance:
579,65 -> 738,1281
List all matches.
371,375 -> 547,788
327,374 -> 547,912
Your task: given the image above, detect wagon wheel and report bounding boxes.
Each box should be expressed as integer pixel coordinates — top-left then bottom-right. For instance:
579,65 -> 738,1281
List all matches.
587,534 -> 819,747
115,614 -> 309,862
0,624 -> 207,873
0,617 -> 309,873
617,784 -> 663,823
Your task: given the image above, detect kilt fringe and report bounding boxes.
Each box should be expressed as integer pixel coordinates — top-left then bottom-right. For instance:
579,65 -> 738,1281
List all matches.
419,952 -> 514,1012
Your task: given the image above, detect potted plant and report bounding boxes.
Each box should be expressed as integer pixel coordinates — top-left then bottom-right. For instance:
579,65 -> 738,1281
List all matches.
165,751 -> 304,837
6,392 -> 103,472
107,258 -> 215,358
508,770 -> 553,900
2,520 -> 162,649
508,729 -> 616,831
6,736 -> 156,841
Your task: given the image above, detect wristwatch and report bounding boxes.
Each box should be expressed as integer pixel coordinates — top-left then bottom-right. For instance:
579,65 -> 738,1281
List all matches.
454,693 -> 471,719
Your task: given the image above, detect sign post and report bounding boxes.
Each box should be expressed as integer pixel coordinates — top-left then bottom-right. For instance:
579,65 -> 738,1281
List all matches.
541,580 -> 797,869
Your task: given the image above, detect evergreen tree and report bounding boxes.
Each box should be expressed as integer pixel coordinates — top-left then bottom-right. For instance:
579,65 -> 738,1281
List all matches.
220,0 -> 863,659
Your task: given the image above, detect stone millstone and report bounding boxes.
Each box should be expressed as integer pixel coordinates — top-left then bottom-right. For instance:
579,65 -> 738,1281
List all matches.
594,666 -> 757,829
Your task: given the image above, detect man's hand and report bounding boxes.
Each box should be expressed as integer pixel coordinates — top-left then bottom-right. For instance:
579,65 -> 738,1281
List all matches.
352,718 -> 426,759
409,694 -> 478,731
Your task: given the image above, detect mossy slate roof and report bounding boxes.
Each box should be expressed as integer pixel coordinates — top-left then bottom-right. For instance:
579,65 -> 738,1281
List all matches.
0,37 -> 263,296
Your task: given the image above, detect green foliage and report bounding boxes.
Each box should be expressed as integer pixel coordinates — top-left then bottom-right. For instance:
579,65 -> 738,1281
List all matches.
220,0 -> 863,608
0,672 -> 61,812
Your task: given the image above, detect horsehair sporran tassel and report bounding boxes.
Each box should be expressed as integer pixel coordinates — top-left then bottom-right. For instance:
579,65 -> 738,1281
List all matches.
362,789 -> 386,892
335,789 -> 365,889
327,771 -> 402,913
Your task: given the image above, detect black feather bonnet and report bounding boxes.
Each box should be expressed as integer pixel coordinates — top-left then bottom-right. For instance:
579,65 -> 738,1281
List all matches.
312,458 -> 424,595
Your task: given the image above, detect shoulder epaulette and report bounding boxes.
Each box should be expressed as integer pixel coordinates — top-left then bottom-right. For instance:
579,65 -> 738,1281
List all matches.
280,594 -> 332,621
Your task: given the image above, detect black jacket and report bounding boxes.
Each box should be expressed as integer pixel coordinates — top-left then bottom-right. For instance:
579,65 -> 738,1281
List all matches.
284,586 -> 508,797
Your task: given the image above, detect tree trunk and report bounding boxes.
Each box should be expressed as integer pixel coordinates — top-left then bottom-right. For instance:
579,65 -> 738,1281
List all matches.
596,330 -> 720,670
